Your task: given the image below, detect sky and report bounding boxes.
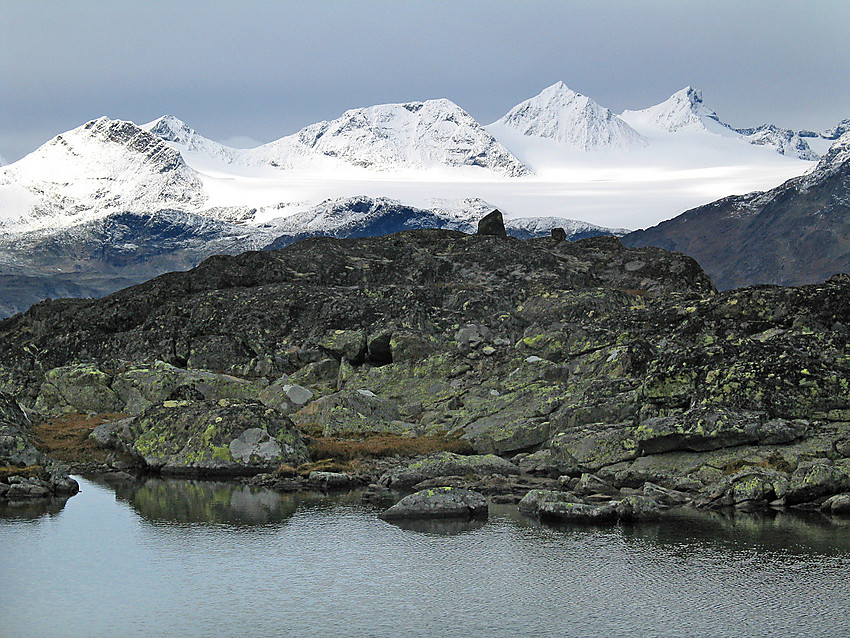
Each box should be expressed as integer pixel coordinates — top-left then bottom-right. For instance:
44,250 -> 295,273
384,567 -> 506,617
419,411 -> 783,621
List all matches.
2,0 -> 849,163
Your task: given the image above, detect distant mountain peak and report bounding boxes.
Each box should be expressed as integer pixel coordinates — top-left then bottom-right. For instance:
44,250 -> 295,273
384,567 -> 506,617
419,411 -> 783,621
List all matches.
491,81 -> 647,150
290,98 -> 531,176
621,86 -> 722,133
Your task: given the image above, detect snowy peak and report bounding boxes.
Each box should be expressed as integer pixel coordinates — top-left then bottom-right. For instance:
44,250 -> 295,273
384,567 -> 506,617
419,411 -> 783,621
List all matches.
290,98 -> 530,176
142,115 -> 239,163
0,117 -> 205,231
621,86 -> 723,134
735,124 -> 819,161
621,87 -> 817,160
822,118 -> 850,141
492,81 -> 646,150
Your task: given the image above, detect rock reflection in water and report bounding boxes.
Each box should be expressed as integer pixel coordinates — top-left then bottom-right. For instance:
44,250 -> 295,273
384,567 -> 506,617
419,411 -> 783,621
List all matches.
0,494 -> 72,521
108,476 -> 299,525
385,516 -> 488,535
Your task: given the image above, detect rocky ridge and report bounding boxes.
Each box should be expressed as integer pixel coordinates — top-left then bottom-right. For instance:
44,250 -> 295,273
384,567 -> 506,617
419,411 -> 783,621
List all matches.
0,222 -> 848,522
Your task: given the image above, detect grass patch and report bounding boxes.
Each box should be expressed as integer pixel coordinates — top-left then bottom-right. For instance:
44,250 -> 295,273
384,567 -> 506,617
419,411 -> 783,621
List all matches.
32,412 -> 128,465
0,465 -> 47,481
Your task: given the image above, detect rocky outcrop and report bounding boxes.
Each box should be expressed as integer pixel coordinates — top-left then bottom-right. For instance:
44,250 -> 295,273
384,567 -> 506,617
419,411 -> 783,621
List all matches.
379,487 -> 488,520
0,392 -> 78,500
91,399 -> 308,476
0,228 -> 849,513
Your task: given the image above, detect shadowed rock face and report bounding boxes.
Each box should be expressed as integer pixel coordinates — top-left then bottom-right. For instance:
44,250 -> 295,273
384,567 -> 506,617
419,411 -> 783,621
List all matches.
2,228 -> 850,509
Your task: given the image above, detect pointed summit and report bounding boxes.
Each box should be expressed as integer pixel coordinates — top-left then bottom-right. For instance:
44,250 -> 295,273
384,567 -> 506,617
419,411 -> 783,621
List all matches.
621,86 -> 723,133
491,82 -> 646,150
142,115 -> 241,163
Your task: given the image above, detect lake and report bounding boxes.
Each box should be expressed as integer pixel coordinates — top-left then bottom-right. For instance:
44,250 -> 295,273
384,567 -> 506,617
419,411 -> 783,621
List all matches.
1,476 -> 848,637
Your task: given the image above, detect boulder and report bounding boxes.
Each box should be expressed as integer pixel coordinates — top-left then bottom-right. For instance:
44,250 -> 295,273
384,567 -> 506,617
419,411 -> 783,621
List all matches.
35,364 -> 122,415
319,329 -> 367,363
786,459 -> 850,504
477,209 -> 507,237
291,389 -> 413,437
258,378 -> 314,414
821,493 -> 850,515
379,487 -> 488,520
122,399 -> 308,475
538,499 -> 619,524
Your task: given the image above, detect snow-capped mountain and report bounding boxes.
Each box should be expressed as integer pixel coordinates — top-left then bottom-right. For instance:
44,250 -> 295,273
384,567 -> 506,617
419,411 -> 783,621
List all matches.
621,87 -> 817,160
143,115 -> 241,165
821,118 -> 850,141
0,117 -> 206,232
735,124 -> 819,161
289,99 -> 530,176
145,101 -> 530,177
621,87 -> 726,134
489,82 -> 646,150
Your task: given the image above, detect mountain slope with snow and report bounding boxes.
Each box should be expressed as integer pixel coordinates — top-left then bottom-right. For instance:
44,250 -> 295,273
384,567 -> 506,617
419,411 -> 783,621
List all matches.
490,82 -> 646,150
621,87 -> 817,160
146,101 -> 530,177
623,132 -> 850,288
0,117 -> 207,232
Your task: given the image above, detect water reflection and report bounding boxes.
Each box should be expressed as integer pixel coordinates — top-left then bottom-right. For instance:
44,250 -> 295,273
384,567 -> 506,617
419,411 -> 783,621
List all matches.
0,495 -> 72,521
386,516 -> 489,536
1,477 -> 849,638
103,476 -> 300,526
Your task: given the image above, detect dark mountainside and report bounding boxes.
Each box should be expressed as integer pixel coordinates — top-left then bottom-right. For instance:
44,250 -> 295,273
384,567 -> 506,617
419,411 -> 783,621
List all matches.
0,198 -> 619,318
1,225 -> 849,520
623,133 -> 850,290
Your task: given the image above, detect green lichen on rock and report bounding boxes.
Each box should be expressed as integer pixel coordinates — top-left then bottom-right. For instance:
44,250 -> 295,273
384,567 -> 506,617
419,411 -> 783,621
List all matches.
128,399 -> 308,475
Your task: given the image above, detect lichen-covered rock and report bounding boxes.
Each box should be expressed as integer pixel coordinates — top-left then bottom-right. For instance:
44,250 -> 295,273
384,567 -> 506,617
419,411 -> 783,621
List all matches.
34,361 -> 269,416
538,499 -> 619,524
632,409 -> 807,455
291,389 -> 413,437
821,493 -> 850,515
380,452 -> 520,488
517,489 -> 581,514
35,364 -> 122,415
120,399 -> 308,475
319,329 -> 367,363
0,392 -> 79,499
258,378 -> 313,414
614,495 -> 662,521
379,487 -> 488,520
786,459 -> 850,504
547,422 -> 639,473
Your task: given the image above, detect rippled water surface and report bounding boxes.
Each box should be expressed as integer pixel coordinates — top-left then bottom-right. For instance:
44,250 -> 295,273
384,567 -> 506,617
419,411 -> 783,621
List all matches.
1,476 -> 849,637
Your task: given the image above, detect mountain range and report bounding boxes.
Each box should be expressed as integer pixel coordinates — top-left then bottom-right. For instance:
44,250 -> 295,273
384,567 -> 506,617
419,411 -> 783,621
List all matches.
0,81 -> 847,315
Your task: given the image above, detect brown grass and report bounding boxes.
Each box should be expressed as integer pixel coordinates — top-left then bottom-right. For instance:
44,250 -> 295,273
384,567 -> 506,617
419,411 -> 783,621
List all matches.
0,465 -> 47,481
32,412 -> 127,464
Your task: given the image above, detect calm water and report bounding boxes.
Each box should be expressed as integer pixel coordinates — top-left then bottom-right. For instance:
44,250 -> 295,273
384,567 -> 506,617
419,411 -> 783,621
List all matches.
1,476 -> 849,638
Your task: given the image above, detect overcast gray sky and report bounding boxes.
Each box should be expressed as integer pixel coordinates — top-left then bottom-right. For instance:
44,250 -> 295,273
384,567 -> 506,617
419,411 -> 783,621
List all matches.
2,0 -> 848,162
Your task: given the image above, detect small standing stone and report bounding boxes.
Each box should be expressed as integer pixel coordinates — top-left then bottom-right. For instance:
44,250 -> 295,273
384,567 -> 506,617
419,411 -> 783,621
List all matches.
477,210 -> 507,237
551,227 -> 567,241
